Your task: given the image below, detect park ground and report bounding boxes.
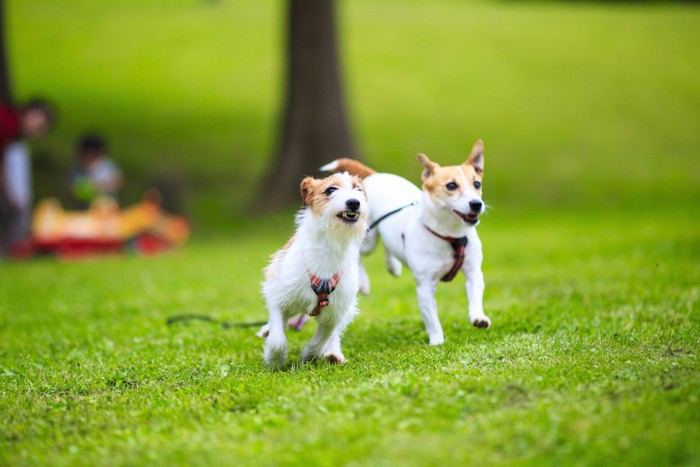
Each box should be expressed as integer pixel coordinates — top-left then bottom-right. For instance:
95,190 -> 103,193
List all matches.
2,0 -> 699,465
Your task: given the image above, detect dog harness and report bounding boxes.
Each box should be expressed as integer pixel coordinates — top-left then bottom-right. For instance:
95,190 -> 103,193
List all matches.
306,269 -> 343,316
425,226 -> 468,282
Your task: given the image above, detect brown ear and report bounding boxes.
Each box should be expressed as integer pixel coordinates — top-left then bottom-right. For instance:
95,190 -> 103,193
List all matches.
300,177 -> 317,206
417,153 -> 439,181
465,140 -> 484,174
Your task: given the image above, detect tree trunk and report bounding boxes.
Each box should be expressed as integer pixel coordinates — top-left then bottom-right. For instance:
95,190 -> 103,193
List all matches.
256,0 -> 357,210
0,0 -> 12,105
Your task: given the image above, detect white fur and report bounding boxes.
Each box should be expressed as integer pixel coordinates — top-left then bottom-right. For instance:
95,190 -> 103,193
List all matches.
359,171 -> 489,345
260,173 -> 369,369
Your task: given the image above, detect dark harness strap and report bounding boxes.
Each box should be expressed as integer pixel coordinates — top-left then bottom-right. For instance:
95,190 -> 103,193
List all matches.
308,271 -> 342,316
425,226 -> 468,282
368,201 -> 418,231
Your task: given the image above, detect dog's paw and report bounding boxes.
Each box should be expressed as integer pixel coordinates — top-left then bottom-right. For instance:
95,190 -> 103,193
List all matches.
428,334 -> 445,346
323,352 -> 346,364
471,315 -> 491,329
358,282 -> 370,295
300,348 -> 317,363
256,324 -> 270,338
264,344 -> 287,369
359,264 -> 371,295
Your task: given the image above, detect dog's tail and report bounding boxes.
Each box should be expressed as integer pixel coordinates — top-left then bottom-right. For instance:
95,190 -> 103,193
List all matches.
320,158 -> 376,179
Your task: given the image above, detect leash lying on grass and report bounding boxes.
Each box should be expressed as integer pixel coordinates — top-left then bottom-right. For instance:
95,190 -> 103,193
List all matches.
166,313 -> 310,331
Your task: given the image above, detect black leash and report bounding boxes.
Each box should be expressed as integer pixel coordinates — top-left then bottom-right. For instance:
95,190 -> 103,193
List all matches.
166,314 -> 267,329
368,201 -> 418,231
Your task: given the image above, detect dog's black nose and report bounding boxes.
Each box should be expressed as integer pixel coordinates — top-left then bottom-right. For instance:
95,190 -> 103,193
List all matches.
346,199 -> 360,211
469,200 -> 483,212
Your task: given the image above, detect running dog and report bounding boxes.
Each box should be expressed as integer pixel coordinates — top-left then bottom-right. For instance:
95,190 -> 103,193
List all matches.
259,172 -> 369,368
321,140 -> 489,345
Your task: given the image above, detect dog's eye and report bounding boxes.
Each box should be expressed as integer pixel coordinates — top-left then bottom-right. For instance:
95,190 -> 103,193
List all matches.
325,187 -> 338,196
354,186 -> 363,192
474,181 -> 482,189
445,182 -> 458,191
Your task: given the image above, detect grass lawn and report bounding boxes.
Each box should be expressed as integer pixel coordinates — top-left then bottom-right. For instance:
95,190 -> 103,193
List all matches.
1,204 -> 698,465
2,0 -> 699,464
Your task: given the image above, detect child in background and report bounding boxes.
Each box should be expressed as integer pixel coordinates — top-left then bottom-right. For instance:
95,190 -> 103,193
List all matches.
0,99 -> 56,257
68,133 -> 122,209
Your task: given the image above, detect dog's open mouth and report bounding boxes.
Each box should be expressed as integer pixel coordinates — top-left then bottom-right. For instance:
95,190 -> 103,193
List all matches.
337,211 -> 360,223
453,210 -> 479,225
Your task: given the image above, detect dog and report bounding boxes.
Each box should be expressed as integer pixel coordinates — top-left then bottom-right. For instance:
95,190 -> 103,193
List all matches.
321,140 -> 489,345
258,172 -> 369,369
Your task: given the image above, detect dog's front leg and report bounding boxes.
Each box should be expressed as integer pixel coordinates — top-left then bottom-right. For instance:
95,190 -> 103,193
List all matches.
321,310 -> 356,364
300,320 -> 337,363
465,267 -> 490,329
263,309 -> 288,369
415,280 -> 444,345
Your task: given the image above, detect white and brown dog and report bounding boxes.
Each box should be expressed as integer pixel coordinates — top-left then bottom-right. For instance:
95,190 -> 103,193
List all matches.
259,172 -> 369,369
321,140 -> 490,345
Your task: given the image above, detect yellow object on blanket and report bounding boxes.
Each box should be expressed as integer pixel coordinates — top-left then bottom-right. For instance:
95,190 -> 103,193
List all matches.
32,195 -> 189,246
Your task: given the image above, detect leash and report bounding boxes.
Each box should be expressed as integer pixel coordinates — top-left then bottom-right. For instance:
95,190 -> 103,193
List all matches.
166,314 -> 268,329
367,201 -> 418,231
424,225 -> 468,282
166,313 -> 311,331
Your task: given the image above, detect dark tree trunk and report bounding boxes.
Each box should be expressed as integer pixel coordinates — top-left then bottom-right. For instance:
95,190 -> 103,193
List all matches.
257,0 -> 357,210
0,0 -> 12,105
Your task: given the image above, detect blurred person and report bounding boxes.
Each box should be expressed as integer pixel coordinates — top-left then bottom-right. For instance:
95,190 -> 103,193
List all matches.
0,99 -> 56,257
68,133 -> 122,209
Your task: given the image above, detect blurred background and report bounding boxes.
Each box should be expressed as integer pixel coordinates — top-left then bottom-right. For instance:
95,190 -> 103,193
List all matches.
6,0 -> 700,235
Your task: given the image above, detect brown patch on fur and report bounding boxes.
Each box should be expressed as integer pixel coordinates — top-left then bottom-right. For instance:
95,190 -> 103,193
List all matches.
329,158 -> 376,178
300,173 -> 365,218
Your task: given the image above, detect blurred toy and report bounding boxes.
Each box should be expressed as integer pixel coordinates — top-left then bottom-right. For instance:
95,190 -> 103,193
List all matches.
31,191 -> 189,259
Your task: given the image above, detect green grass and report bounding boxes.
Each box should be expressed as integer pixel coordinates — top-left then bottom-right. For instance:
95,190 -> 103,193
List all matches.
3,0 -> 700,464
1,205 -> 698,465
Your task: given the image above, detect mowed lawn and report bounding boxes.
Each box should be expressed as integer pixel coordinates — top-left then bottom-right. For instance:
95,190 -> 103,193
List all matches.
1,205 -> 699,465
3,0 -> 700,465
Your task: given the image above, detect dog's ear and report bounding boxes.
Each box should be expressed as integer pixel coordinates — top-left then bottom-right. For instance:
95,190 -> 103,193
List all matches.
300,177 -> 317,206
417,153 -> 439,181
465,140 -> 484,174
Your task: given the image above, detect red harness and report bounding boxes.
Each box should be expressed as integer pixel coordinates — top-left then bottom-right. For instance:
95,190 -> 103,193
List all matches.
306,269 -> 343,316
425,226 -> 468,282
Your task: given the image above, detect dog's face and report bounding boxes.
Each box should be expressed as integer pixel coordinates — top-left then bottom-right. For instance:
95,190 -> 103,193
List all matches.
418,140 -> 485,226
300,172 -> 368,231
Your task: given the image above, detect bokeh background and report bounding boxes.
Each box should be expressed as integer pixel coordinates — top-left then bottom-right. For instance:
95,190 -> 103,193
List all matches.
10,0 -> 700,232
3,2 -> 700,464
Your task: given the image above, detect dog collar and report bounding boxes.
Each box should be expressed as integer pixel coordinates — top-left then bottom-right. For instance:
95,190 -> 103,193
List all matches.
306,267 -> 343,316
424,226 -> 468,282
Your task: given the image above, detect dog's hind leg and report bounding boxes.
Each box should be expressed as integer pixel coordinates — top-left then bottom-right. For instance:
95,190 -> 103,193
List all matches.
359,260 -> 371,295
263,309 -> 288,369
385,253 -> 402,277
